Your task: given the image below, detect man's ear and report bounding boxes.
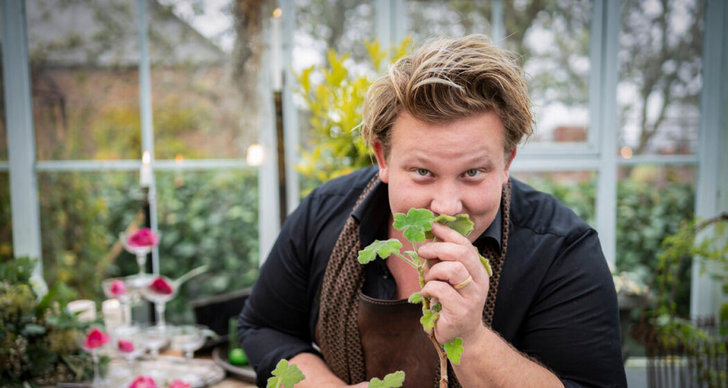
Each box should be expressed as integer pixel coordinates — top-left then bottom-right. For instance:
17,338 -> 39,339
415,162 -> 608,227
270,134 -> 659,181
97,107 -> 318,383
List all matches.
503,147 -> 517,182
373,140 -> 389,183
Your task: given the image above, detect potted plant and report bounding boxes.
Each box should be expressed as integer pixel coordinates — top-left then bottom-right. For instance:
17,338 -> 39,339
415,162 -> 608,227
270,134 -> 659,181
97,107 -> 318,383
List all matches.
0,257 -> 105,386
632,212 -> 728,388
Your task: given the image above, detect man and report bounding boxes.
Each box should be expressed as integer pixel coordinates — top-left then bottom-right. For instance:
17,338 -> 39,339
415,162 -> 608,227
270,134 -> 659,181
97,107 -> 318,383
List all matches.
239,34 -> 626,387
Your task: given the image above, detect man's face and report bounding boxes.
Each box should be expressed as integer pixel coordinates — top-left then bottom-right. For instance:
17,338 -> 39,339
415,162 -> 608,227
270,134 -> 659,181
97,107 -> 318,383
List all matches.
374,111 -> 514,242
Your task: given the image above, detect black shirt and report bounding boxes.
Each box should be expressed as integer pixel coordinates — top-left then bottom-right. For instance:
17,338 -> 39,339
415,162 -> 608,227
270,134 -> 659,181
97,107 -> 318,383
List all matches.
239,166 -> 626,387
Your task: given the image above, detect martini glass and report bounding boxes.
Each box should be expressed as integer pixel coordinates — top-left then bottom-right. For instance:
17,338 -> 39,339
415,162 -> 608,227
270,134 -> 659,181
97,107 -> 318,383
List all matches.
101,278 -> 132,326
78,327 -> 110,387
111,324 -> 147,376
170,324 -> 213,361
140,275 -> 177,328
140,323 -> 170,359
119,230 -> 160,283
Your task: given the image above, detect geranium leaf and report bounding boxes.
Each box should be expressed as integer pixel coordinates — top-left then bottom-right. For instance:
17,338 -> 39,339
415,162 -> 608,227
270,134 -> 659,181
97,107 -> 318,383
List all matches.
444,337 -> 464,365
267,359 -> 305,388
433,214 -> 474,237
408,292 -> 423,304
368,370 -> 406,388
358,239 -> 402,264
479,253 -> 493,277
403,227 -> 426,243
420,309 -> 438,333
394,209 -> 434,243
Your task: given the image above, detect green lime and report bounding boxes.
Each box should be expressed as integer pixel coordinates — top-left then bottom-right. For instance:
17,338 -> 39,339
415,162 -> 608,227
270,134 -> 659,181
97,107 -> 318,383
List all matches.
228,347 -> 248,366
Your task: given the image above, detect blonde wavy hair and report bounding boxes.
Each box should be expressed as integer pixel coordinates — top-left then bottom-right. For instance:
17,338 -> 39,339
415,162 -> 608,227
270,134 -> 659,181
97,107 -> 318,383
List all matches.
362,34 -> 533,159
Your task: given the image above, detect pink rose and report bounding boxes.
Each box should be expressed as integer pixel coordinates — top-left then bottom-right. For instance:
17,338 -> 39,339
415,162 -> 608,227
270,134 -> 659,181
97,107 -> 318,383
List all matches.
118,339 -> 134,353
149,277 -> 173,295
110,279 -> 126,296
83,328 -> 109,349
127,228 -> 159,247
169,380 -> 191,388
128,376 -> 158,388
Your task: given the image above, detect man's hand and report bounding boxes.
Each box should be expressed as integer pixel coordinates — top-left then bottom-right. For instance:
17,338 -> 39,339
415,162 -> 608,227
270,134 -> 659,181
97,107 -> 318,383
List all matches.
417,222 -> 490,344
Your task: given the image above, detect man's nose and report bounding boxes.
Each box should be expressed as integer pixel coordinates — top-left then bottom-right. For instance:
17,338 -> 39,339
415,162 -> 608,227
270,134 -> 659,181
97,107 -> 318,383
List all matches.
429,183 -> 463,216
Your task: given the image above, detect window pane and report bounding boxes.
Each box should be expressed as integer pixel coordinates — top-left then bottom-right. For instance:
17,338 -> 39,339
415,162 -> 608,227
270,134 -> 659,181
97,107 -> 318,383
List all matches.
513,171 -> 597,226
407,1 -> 492,41
38,171 -> 142,298
150,1 -> 250,160
38,169 -> 260,324
408,0 -> 592,147
510,0 -> 592,146
293,0 -> 375,71
0,25 -> 6,161
155,169 -> 260,323
0,172 -> 11,260
618,0 -> 703,156
27,0 -> 142,161
616,164 -> 696,314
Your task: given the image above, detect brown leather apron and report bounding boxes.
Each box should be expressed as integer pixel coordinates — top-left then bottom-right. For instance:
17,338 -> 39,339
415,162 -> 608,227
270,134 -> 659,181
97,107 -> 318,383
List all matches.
316,176 -> 511,387
357,292 -> 439,388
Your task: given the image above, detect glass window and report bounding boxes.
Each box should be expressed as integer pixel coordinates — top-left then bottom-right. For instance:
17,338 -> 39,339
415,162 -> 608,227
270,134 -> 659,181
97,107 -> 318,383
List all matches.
513,171 -> 597,226
407,0 -> 593,147
407,0 -> 491,42
293,0 -> 375,72
27,0 -> 142,161
38,171 -> 142,298
616,164 -> 696,313
150,1 -> 249,160
0,172 -> 10,261
154,170 -> 259,323
618,0 -> 703,156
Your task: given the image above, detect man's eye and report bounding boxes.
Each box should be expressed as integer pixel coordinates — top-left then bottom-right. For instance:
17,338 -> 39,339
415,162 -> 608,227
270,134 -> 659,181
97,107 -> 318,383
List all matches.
465,169 -> 479,177
416,169 -> 430,176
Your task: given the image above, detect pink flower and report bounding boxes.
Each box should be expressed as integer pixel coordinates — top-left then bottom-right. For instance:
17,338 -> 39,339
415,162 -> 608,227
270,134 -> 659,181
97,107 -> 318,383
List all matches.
149,277 -> 173,295
169,380 -> 190,388
118,339 -> 134,353
128,376 -> 158,388
109,279 -> 126,296
127,228 -> 159,247
83,328 -> 109,350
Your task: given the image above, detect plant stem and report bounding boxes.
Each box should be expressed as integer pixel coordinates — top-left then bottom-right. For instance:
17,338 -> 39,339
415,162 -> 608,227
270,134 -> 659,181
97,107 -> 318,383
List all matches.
416,258 -> 448,388
428,332 -> 449,388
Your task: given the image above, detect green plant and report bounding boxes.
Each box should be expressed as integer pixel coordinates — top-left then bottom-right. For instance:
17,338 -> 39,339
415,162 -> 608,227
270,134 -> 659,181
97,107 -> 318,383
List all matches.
643,212 -> 728,387
294,39 -> 411,194
266,359 -> 405,388
359,209 -> 490,387
0,257 -> 104,387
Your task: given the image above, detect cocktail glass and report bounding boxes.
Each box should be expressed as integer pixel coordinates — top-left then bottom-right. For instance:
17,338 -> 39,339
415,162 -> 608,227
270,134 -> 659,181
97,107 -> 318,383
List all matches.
140,324 -> 170,359
101,278 -> 132,326
78,327 -> 110,388
119,230 -> 160,282
170,324 -> 213,361
140,275 -> 177,328
112,324 -> 146,375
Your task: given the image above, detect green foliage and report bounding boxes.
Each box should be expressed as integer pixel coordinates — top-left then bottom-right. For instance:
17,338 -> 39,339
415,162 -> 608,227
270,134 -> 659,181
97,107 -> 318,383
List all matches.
358,239 -> 402,264
34,169 -> 259,325
648,214 -> 728,387
294,38 -> 411,194
267,359 -> 305,388
368,370 -> 406,388
0,257 -> 99,386
359,209 -> 485,374
443,337 -> 464,365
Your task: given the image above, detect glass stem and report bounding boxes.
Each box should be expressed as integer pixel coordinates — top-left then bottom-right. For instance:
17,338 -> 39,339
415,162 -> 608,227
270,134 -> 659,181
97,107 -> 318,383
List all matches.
136,253 -> 146,277
155,302 -> 166,327
121,300 -> 131,326
92,350 -> 101,387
